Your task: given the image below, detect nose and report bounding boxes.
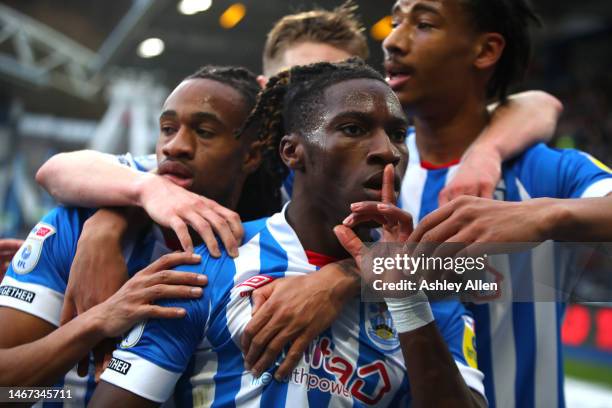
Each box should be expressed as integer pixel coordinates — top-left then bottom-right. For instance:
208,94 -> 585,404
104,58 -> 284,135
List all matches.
383,23 -> 410,59
367,130 -> 402,167
161,126 -> 195,159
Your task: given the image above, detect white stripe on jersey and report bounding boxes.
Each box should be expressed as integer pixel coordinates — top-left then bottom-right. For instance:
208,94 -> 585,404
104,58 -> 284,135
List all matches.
581,178 -> 612,198
0,276 -> 64,326
102,349 -> 181,402
531,242 -> 558,408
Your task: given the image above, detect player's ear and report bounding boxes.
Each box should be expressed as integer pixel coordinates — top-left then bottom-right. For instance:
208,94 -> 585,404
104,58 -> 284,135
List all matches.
280,133 -> 304,170
473,32 -> 505,71
242,139 -> 264,175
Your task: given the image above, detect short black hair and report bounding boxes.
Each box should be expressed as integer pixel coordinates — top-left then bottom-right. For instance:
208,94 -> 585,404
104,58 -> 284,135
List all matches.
240,58 -> 386,197
459,0 -> 541,100
187,65 -> 260,113
184,65 -> 279,220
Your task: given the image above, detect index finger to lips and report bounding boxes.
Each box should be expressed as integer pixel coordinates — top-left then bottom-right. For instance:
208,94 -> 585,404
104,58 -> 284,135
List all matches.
382,164 -> 396,205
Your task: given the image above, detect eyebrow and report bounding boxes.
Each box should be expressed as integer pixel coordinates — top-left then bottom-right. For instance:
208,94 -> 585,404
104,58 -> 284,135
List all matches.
392,1 -> 442,17
160,110 -> 224,126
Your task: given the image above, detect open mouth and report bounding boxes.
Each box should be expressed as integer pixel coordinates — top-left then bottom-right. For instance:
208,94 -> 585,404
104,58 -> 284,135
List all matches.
384,62 -> 414,90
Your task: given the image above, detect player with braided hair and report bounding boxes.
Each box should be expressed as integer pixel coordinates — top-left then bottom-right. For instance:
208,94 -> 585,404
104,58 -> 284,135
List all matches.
0,65 -> 269,403
90,59 -> 486,407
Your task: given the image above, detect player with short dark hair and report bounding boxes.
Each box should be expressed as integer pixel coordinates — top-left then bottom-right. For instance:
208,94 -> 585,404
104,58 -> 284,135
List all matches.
376,0 -> 612,407
90,59 -> 486,408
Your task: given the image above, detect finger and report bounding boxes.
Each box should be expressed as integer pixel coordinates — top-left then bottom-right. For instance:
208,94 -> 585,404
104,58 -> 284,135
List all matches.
143,252 -> 202,275
250,328 -> 299,377
211,205 -> 244,245
479,182 -> 496,200
147,270 -> 208,287
77,355 -> 90,377
144,284 -> 204,302
169,217 -> 194,253
142,305 -> 187,319
243,317 -> 284,373
188,217 -> 221,258
59,298 -> 77,326
438,186 -> 451,206
376,205 -> 414,242
382,163 -> 396,204
274,333 -> 311,380
333,225 -> 364,266
408,203 -> 455,243
241,302 -> 274,357
198,210 -> 238,258
95,351 -> 113,383
251,283 -> 275,316
343,213 -> 389,228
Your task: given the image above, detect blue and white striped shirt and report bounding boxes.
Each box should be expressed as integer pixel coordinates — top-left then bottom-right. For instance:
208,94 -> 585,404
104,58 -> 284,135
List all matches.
399,132 -> 612,408
102,206 -> 485,406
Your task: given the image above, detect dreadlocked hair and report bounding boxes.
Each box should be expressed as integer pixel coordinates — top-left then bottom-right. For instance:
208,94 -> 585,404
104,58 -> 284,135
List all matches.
239,58 -> 386,208
185,65 -> 279,221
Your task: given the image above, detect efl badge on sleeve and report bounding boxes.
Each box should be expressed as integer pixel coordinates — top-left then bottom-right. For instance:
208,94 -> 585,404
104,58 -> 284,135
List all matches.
11,222 -> 56,274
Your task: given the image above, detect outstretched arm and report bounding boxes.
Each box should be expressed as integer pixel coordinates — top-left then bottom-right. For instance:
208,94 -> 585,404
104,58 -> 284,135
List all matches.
0,252 -> 205,387
439,91 -> 563,204
36,150 -> 242,255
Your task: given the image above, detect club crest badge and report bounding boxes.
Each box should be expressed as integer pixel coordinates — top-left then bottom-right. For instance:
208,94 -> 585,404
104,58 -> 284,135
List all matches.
121,320 -> 147,349
12,223 -> 56,274
365,303 -> 400,351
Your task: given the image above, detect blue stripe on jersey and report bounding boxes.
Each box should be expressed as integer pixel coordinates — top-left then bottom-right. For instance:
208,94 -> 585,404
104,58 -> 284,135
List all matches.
556,302 -> 566,408
258,226 -> 289,407
174,356 -> 196,407
208,262 -> 243,408
305,328 -> 335,408
418,168 -> 448,222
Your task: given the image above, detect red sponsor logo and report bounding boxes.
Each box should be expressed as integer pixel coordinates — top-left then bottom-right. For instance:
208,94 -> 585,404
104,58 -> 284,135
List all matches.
236,275 -> 274,297
35,227 -> 52,238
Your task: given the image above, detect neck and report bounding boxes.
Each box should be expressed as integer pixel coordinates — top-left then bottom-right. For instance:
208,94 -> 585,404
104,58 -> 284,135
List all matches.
410,92 -> 490,165
287,185 -> 369,259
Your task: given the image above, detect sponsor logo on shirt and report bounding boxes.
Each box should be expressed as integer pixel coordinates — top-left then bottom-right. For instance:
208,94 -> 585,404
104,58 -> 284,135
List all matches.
12,222 -> 56,275
107,357 -> 131,375
0,285 -> 36,303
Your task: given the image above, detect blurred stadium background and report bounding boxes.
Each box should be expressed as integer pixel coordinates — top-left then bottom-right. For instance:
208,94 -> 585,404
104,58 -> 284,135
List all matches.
0,1 -> 610,405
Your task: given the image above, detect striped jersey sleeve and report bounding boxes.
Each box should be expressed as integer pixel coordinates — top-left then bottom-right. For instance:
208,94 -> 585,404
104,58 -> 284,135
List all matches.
99,247 -> 231,403
0,206 -> 88,326
509,144 -> 612,199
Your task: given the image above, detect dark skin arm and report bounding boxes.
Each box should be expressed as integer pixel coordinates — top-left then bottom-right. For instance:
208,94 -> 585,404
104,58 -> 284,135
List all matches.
399,324 -> 486,408
88,382 -> 158,408
0,252 -> 204,389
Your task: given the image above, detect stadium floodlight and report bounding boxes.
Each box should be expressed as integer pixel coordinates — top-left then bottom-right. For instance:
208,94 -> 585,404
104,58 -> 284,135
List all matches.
219,3 -> 246,29
371,16 -> 392,41
137,38 -> 165,58
178,0 -> 212,16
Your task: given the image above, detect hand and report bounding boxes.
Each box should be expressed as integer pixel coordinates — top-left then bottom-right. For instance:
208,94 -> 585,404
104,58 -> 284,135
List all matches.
334,164 -> 417,297
138,173 -> 243,257
85,251 -> 206,380
438,143 -> 502,206
409,196 -> 553,258
0,238 -> 23,277
240,259 -> 358,380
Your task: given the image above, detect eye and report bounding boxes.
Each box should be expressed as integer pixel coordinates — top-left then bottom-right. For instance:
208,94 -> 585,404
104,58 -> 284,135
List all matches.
195,128 -> 215,138
417,21 -> 434,30
160,125 -> 176,136
389,128 -> 407,143
340,124 -> 366,137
